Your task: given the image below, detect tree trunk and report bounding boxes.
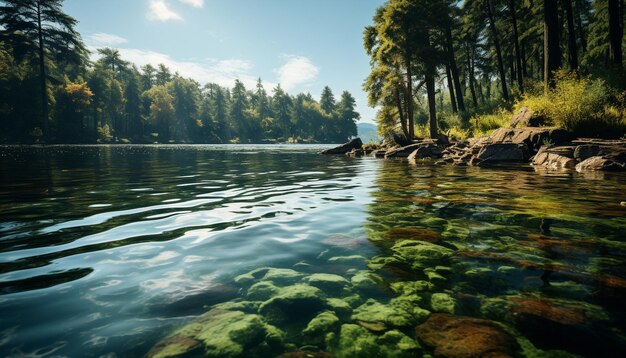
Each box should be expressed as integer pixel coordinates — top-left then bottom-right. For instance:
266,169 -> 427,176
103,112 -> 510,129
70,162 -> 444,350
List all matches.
521,40 -> 528,77
36,1 -> 49,143
468,47 -> 478,106
509,0 -> 524,92
406,53 -> 415,139
395,88 -> 410,139
609,0 -> 623,66
445,25 -> 466,111
486,0 -> 509,100
574,0 -> 587,52
544,0 -> 562,87
564,0 -> 579,70
445,64 -> 458,113
425,74 -> 438,138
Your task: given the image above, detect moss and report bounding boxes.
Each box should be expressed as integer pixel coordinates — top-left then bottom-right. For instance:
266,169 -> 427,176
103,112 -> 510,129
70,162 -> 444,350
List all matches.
424,269 -> 447,285
328,255 -> 368,266
212,301 -> 261,314
247,281 -> 280,301
303,311 -> 341,345
352,299 -> 415,328
430,293 -> 456,314
350,271 -> 381,291
234,267 -> 271,285
421,217 -> 448,229
261,268 -> 305,286
258,284 -> 326,324
390,280 -> 433,296
377,330 -> 421,357
330,324 -> 381,358
342,293 -> 363,308
326,298 -> 353,319
391,240 -> 454,271
303,273 -> 350,292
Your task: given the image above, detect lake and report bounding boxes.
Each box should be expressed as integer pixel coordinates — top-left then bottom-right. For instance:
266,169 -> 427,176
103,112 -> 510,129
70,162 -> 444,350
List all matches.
1,145 -> 625,357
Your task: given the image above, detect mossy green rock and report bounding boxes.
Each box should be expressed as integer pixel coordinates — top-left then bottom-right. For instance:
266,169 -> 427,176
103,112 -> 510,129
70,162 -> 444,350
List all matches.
149,309 -> 279,358
303,311 -> 341,344
259,284 -> 326,324
261,268 -> 305,286
421,217 -> 448,229
352,299 -> 414,328
327,255 -> 368,266
350,271 -> 381,290
430,293 -> 456,314
377,330 -> 421,357
391,240 -> 454,270
247,281 -> 280,301
234,267 -> 271,285
326,298 -> 353,318
329,324 -> 420,358
212,300 -> 261,314
304,273 -> 350,291
390,280 -> 433,296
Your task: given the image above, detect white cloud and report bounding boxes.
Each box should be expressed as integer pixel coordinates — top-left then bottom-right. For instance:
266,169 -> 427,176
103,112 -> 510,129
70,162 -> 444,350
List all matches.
148,0 -> 182,22
179,0 -> 204,7
89,46 -> 264,89
275,55 -> 319,90
86,33 -> 129,47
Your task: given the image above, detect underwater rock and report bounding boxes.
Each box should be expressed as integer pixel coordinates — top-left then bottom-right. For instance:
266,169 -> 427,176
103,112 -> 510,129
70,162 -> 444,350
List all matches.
148,309 -> 282,358
421,217 -> 448,229
277,352 -> 334,358
352,299 -> 415,329
234,267 -> 271,285
329,324 -> 420,358
430,293 -> 456,314
407,143 -> 443,162
259,284 -> 326,324
325,298 -> 352,319
350,271 -> 381,291
302,311 -> 341,344
303,274 -> 350,292
376,330 -> 421,357
385,227 -> 442,244
213,300 -> 261,314
247,281 -> 280,301
384,143 -> 424,158
390,280 -> 434,296
391,240 -> 454,271
261,268 -> 306,286
415,313 -> 519,358
576,156 -> 625,171
321,138 -> 363,155
531,146 -> 578,169
327,255 -> 367,266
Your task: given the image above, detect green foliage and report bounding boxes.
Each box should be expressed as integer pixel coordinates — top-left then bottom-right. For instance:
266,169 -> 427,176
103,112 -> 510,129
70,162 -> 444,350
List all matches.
97,124 -> 113,143
469,110 -> 511,137
517,71 -> 626,137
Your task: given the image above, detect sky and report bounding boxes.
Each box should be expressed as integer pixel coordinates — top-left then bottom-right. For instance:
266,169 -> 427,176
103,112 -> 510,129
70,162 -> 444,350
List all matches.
64,0 -> 386,123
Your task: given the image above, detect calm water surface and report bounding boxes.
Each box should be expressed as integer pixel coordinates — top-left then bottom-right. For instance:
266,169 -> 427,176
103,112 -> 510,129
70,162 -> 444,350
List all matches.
0,145 -> 625,357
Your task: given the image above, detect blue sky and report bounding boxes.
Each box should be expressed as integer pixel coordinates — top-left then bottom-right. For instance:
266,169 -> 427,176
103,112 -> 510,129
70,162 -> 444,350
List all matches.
64,0 -> 385,123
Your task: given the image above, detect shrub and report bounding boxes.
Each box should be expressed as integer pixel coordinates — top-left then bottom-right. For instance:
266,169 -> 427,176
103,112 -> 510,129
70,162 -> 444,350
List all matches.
516,71 -> 626,138
469,109 -> 511,137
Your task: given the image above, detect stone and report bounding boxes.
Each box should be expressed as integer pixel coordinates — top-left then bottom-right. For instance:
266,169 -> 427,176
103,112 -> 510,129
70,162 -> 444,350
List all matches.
345,148 -> 364,157
391,240 -> 454,271
234,267 -> 271,285
261,268 -> 305,286
303,274 -> 350,292
277,352 -> 334,358
407,143 -> 443,162
574,144 -> 602,161
510,106 -> 545,128
352,299 -> 415,328
390,280 -> 433,296
430,293 -> 456,314
303,311 -> 341,344
532,145 -> 578,169
370,149 -> 387,158
326,298 -> 352,319
247,281 -> 280,301
212,301 -> 261,314
384,227 -> 442,244
576,156 -> 625,171
330,324 -> 381,358
148,309 -> 278,358
259,284 -> 326,324
473,143 -> 530,164
415,313 -> 519,358
384,143 -> 424,158
488,127 -> 573,152
376,330 -> 421,357
350,271 -> 381,291
321,138 -> 363,155
327,255 -> 367,266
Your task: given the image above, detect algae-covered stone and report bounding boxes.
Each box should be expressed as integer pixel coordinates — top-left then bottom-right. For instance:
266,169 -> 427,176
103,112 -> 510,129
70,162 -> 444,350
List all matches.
212,300 -> 261,314
303,311 -> 341,344
421,217 -> 448,229
149,309 -> 274,358
377,330 -> 421,357
304,273 -> 350,292
480,297 -> 511,321
326,298 -> 352,319
234,267 -> 271,285
247,281 -> 280,301
352,299 -> 414,328
259,284 -> 326,324
328,255 -> 368,266
350,271 -> 381,291
390,280 -> 433,296
391,240 -> 454,271
366,255 -> 401,271
261,268 -> 305,286
342,293 -> 363,308
424,269 -> 447,285
148,336 -> 201,358
430,293 -> 456,314
330,324 -> 381,358
390,296 -> 431,324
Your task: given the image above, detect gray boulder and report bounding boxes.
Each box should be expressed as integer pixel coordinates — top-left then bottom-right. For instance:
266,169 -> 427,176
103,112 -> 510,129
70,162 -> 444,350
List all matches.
321,138 -> 363,155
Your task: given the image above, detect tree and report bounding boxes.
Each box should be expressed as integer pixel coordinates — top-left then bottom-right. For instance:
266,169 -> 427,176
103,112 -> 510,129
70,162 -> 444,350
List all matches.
0,0 -> 87,142
544,0 -> 562,86
320,86 -> 336,114
564,0 -> 579,71
608,0 -> 623,66
485,0 -> 509,99
54,78 -> 93,142
335,91 -> 360,141
155,63 -> 172,85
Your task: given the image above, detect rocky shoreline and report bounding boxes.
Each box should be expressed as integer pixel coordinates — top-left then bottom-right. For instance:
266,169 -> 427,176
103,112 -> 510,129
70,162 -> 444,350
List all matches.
323,108 -> 626,172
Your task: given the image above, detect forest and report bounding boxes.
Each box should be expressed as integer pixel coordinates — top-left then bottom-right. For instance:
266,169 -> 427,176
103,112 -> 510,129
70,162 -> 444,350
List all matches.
364,0 -> 626,140
0,0 -> 360,144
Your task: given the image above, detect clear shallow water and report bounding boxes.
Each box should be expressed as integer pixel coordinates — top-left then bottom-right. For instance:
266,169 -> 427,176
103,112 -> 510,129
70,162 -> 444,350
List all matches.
0,145 -> 625,357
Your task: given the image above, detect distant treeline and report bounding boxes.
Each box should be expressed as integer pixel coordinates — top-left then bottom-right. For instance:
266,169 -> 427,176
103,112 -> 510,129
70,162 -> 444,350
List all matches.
0,0 -> 359,144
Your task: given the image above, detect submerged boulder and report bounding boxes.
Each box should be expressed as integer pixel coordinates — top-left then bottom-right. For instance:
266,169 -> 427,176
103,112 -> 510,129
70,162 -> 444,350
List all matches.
258,284 -> 327,324
415,313 -> 519,358
303,273 -> 350,292
352,299 -> 415,329
329,324 -> 420,358
391,240 -> 455,271
532,146 -> 577,169
575,156 -> 625,171
321,138 -> 363,155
